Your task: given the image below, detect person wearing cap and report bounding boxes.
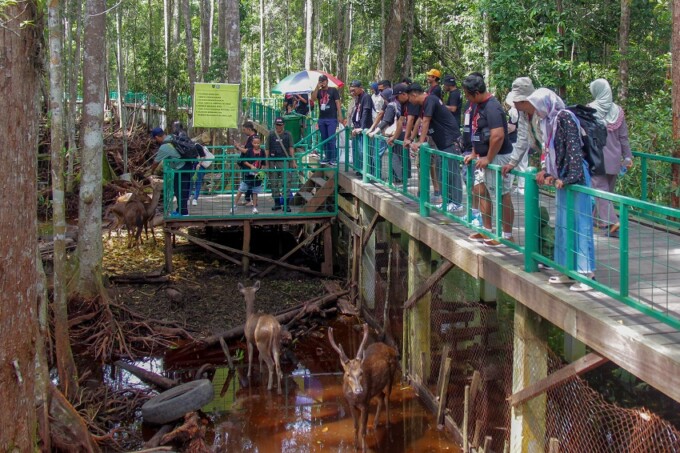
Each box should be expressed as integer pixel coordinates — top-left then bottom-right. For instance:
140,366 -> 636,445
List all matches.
426,69 -> 443,99
348,80 -> 374,176
386,83 -> 413,183
150,127 -> 193,216
406,83 -> 464,213
501,77 -> 537,196
232,135 -> 266,215
370,82 -> 384,122
462,74 -> 515,246
267,117 -> 296,211
367,88 -> 403,181
234,121 -> 257,205
442,75 -> 462,128
311,75 -> 343,164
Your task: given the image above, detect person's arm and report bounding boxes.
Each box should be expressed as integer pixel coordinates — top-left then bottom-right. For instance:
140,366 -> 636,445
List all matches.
476,127 -> 504,169
336,97 -> 343,124
311,84 -> 321,102
296,95 -> 308,105
410,116 -> 431,152
368,110 -> 385,133
387,115 -> 405,146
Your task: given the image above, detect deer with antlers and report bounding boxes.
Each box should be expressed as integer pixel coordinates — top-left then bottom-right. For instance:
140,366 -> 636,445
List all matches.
328,324 -> 399,452
238,281 -> 283,393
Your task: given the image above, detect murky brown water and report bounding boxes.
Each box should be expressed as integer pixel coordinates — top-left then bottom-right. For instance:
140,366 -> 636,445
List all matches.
139,319 -> 460,452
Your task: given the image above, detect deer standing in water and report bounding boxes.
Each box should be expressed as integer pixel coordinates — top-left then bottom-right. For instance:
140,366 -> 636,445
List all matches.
238,281 -> 283,393
328,324 -> 399,452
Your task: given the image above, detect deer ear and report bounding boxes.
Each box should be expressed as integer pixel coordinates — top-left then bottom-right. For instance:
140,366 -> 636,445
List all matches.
254,281 -> 261,291
238,282 -> 245,293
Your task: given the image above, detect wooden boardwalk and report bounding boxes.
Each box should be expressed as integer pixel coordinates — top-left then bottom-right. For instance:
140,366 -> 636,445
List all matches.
338,169 -> 680,404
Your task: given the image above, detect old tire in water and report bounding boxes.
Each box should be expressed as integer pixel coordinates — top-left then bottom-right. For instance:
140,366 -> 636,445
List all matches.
141,379 -> 214,425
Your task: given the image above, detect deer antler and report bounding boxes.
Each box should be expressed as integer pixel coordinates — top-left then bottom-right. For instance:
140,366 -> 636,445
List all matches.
328,327 -> 349,364
355,324 -> 369,360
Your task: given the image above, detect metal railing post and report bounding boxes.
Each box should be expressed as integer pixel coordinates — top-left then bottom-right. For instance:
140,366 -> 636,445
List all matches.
619,204 -> 629,298
420,145 -> 431,217
524,168 -> 539,272
362,130 -> 369,183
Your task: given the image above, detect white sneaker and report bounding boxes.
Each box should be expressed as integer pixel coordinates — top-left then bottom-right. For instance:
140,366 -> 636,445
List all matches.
513,187 -> 525,195
252,207 -> 258,214
191,199 -> 198,206
230,207 -> 235,214
447,202 -> 464,213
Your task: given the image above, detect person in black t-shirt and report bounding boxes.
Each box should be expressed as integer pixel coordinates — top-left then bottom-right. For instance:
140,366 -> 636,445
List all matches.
462,74 -> 515,246
232,135 -> 266,214
386,83 -> 413,183
267,117 -> 296,211
235,121 -> 257,205
426,69 -> 443,99
443,75 -> 462,129
348,80 -> 375,176
293,93 -> 309,115
311,75 -> 343,164
406,83 -> 464,213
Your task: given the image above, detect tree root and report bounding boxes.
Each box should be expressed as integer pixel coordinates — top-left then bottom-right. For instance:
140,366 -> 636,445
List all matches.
160,412 -> 210,453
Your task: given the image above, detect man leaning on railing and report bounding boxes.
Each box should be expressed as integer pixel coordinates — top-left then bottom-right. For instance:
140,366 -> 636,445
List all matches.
149,127 -> 192,217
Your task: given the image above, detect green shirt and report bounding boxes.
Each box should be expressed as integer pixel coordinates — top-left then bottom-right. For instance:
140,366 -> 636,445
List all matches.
154,135 -> 184,170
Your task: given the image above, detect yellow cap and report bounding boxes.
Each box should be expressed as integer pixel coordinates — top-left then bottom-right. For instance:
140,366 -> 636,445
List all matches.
426,69 -> 441,78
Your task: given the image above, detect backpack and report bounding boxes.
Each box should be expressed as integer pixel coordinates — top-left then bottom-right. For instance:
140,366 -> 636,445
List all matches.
565,104 -> 607,176
170,135 -> 204,160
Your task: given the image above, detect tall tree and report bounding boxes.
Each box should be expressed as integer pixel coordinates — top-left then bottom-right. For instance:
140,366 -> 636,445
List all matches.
673,0 -> 680,209
200,0 -> 211,80
77,0 -> 106,297
619,0 -> 631,102
259,0 -> 265,97
0,0 -> 40,449
183,0 -> 197,93
304,0 -> 313,69
226,0 -> 241,84
65,0 -> 82,193
383,0 -> 405,83
50,0 -> 79,400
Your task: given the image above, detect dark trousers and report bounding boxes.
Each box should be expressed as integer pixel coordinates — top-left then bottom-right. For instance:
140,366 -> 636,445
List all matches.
174,162 -> 193,215
318,118 -> 338,161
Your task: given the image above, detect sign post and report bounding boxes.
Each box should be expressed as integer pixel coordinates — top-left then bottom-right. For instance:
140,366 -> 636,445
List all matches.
193,83 -> 240,128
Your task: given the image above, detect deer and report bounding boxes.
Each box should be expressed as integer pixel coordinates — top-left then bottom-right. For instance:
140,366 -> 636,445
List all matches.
123,199 -> 146,248
238,281 -> 283,394
105,178 -> 163,243
328,323 -> 399,452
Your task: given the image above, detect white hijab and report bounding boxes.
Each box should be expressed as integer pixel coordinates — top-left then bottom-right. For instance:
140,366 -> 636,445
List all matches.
589,79 -> 621,125
527,88 -> 568,177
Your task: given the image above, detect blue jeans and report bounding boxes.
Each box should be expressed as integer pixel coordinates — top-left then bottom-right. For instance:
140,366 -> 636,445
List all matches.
317,118 -> 338,162
439,144 -> 463,206
173,162 -> 193,215
190,168 -> 206,200
555,161 -> 596,274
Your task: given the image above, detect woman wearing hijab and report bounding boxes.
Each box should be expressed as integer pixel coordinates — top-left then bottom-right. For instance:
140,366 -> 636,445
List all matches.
588,79 -> 633,238
514,88 -> 596,291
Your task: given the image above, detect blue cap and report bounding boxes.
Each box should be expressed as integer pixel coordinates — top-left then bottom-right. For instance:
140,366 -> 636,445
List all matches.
151,127 -> 165,138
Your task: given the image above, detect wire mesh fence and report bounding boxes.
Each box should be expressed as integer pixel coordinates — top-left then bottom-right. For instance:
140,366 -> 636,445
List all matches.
352,229 -> 680,452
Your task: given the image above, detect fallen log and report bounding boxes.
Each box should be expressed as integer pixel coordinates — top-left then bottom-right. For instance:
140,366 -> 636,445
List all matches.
109,273 -> 169,284
114,360 -> 178,390
176,290 -> 348,353
144,424 -> 174,448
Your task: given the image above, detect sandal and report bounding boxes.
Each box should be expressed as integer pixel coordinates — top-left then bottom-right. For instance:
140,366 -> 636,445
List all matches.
570,282 -> 594,292
548,275 -> 573,284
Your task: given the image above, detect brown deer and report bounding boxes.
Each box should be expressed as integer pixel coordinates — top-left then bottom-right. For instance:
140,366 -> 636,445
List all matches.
106,179 -> 163,242
123,199 -> 146,248
328,324 -> 399,452
238,281 -> 283,393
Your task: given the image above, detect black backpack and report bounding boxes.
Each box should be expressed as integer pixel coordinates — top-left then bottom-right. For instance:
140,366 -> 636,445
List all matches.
170,135 -> 204,159
565,104 -> 607,176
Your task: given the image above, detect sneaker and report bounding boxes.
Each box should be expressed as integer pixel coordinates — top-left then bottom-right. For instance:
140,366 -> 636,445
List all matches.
513,187 -> 525,195
252,207 -> 258,214
319,158 -> 329,164
483,239 -> 502,247
230,207 -> 235,214
447,202 -> 464,213
570,282 -> 593,292
538,263 -> 554,270
329,160 -> 337,166
272,205 -> 282,211
169,211 -> 184,218
468,232 -> 487,242
192,199 -> 198,206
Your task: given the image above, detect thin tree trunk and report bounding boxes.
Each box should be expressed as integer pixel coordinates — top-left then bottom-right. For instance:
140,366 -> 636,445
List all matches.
672,0 -> 680,208
305,0 -> 313,69
403,0 -> 414,78
174,0 -> 181,43
164,0 -> 170,111
183,0 -> 197,93
50,0 -> 79,400
218,0 -> 226,50
116,4 -> 128,174
380,0 -> 385,78
335,0 -> 346,83
259,0 -> 265,97
0,1 -> 40,449
66,0 -> 82,193
383,0 -> 404,83
200,0 -> 211,81
226,0 -> 241,142
77,0 -> 106,297
618,0 -> 631,103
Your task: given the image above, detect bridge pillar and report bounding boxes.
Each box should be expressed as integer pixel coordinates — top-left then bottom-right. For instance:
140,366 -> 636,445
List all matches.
360,205 -> 377,310
407,237 -> 432,384
511,304 -> 548,453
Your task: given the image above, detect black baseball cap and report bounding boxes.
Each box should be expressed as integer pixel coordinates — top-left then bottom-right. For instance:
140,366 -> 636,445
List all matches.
405,83 -> 424,93
275,117 -> 284,125
350,80 -> 362,88
392,83 -> 408,96
443,75 -> 457,86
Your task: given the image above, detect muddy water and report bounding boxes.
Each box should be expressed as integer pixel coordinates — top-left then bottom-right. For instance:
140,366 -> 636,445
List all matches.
158,319 -> 460,452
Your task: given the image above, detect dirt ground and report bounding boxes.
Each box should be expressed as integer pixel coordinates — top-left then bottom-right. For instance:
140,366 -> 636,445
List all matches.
103,227 -> 335,337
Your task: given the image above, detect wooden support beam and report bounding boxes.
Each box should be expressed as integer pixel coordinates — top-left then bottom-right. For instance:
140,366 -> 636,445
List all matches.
172,230 -> 242,267
254,223 -> 330,277
549,438 -> 560,453
510,352 -> 608,407
470,370 -> 481,404
337,210 -> 361,236
337,194 -> 358,219
243,220 -> 251,275
403,259 -> 455,309
463,384 -> 470,453
481,436 -> 492,453
322,224 -> 333,275
472,419 -> 482,449
436,344 -> 452,399
361,212 -> 381,250
436,357 -> 452,427
164,228 -> 173,273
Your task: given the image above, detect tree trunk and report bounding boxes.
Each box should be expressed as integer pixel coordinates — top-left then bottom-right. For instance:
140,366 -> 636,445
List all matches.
402,0 -> 414,78
335,0 -> 346,83
50,0 -> 79,401
77,0 -> 106,297
183,0 -> 197,93
259,0 -> 265,98
218,0 -> 226,50
116,5 -> 128,174
35,249 -> 52,451
383,0 -> 404,83
174,0 -> 181,43
0,1 -> 40,449
618,0 -> 631,103
304,0 -> 313,69
672,0 -> 680,209
200,0 -> 211,81
66,0 -> 82,193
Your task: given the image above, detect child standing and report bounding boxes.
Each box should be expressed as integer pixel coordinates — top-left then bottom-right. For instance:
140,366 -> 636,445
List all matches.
232,136 -> 266,214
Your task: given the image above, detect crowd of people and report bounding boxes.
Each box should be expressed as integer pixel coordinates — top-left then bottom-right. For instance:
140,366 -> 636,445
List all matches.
151,70 -> 632,292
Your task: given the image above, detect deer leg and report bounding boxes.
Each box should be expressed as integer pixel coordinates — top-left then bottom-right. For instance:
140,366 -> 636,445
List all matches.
247,342 -> 254,378
348,405 -> 359,449
360,405 -> 369,452
273,346 -> 282,394
373,396 -> 383,430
